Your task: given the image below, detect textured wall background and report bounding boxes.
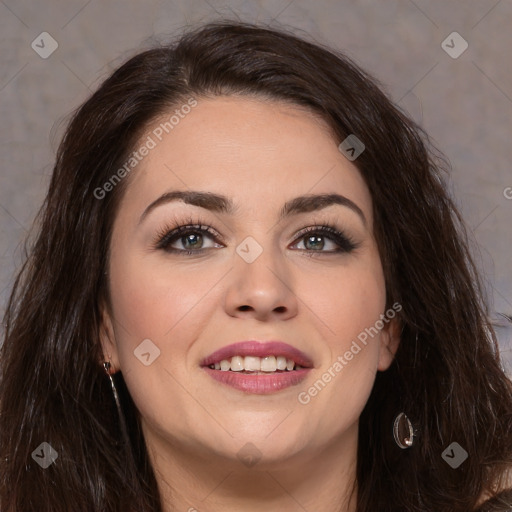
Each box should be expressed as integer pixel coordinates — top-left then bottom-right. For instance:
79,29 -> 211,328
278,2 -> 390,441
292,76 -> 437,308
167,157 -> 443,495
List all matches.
0,0 -> 511,371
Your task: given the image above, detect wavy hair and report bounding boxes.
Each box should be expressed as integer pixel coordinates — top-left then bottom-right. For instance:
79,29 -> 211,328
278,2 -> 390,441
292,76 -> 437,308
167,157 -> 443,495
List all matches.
1,21 -> 511,512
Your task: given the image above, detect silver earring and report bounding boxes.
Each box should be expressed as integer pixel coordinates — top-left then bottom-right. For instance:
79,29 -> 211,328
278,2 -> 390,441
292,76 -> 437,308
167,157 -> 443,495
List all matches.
103,361 -> 130,443
103,362 -> 122,410
393,412 -> 414,449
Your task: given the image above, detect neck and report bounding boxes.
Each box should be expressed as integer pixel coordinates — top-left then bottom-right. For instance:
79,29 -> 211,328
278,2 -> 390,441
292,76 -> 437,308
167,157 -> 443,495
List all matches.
144,422 -> 359,512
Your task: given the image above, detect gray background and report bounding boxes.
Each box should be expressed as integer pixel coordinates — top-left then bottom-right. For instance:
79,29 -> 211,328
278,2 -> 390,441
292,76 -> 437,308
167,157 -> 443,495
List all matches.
0,0 -> 511,373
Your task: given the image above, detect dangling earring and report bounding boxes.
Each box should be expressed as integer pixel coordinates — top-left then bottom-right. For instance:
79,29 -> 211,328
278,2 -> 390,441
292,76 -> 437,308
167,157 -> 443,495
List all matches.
103,361 -> 122,410
393,412 -> 414,449
103,361 -> 130,444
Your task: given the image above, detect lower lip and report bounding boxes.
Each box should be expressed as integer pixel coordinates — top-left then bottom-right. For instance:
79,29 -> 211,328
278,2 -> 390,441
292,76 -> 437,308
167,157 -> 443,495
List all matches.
202,367 -> 311,394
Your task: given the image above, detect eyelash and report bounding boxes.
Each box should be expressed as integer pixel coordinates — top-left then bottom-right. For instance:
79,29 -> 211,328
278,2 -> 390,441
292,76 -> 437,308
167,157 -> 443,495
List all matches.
152,215 -> 359,256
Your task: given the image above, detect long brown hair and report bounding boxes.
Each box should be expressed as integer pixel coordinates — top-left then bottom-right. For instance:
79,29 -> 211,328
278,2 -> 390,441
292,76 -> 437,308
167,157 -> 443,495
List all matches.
1,21 -> 511,512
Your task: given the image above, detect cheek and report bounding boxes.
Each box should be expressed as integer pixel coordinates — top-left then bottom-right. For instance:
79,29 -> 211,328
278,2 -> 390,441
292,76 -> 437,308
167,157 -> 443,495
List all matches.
109,251 -> 220,340
304,255 -> 387,353
296,253 -> 386,420
106,254 -> 225,441
107,248 -> 231,401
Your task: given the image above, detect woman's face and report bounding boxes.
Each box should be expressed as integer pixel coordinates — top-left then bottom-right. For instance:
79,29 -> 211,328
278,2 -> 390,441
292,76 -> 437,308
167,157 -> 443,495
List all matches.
101,96 -> 399,470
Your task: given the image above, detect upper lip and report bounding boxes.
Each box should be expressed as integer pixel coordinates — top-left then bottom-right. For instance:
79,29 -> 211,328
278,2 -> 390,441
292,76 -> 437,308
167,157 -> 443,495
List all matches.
200,341 -> 314,368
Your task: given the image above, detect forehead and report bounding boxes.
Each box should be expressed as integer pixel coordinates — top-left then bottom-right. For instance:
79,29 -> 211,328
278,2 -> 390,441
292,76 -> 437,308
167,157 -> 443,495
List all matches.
117,96 -> 373,224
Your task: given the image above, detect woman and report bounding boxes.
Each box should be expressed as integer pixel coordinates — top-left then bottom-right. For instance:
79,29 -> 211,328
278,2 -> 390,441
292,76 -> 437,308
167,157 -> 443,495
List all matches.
1,21 -> 511,512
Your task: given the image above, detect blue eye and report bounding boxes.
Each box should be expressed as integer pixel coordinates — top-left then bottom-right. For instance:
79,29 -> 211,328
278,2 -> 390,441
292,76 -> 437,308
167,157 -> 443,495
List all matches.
154,218 -> 359,256
155,224 -> 222,254
291,224 -> 358,253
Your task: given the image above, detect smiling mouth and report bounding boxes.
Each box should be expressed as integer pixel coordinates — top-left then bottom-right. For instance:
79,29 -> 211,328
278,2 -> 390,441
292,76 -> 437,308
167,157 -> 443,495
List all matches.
207,355 -> 304,373
201,341 -> 313,393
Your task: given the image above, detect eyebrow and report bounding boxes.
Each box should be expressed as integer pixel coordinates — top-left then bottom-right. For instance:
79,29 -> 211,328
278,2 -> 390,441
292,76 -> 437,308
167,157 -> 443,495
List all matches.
139,190 -> 366,226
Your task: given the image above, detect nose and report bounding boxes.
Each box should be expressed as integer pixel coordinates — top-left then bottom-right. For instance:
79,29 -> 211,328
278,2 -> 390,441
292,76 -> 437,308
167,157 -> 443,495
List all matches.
223,241 -> 299,322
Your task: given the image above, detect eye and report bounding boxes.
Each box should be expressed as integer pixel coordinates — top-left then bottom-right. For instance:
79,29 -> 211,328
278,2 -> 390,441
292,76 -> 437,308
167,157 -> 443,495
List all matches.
291,224 -> 358,254
153,217 -> 359,256
154,223 -> 224,255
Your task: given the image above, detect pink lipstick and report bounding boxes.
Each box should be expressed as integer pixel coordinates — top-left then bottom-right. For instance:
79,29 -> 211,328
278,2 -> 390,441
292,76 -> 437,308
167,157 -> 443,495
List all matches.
200,340 -> 313,394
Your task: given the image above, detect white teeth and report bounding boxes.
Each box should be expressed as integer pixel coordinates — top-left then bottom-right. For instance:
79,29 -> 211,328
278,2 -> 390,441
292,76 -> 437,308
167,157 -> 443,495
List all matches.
261,355 -> 277,372
244,356 -> 261,371
231,355 -> 244,371
276,356 -> 287,370
211,355 -> 302,372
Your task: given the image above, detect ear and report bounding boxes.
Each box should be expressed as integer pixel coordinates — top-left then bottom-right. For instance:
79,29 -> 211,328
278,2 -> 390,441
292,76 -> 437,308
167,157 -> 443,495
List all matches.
98,299 -> 121,373
377,317 -> 401,371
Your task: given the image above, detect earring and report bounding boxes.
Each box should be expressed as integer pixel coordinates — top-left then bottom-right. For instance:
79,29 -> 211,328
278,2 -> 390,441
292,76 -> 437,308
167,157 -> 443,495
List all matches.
393,412 -> 414,449
103,361 -> 130,444
103,361 -> 122,410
